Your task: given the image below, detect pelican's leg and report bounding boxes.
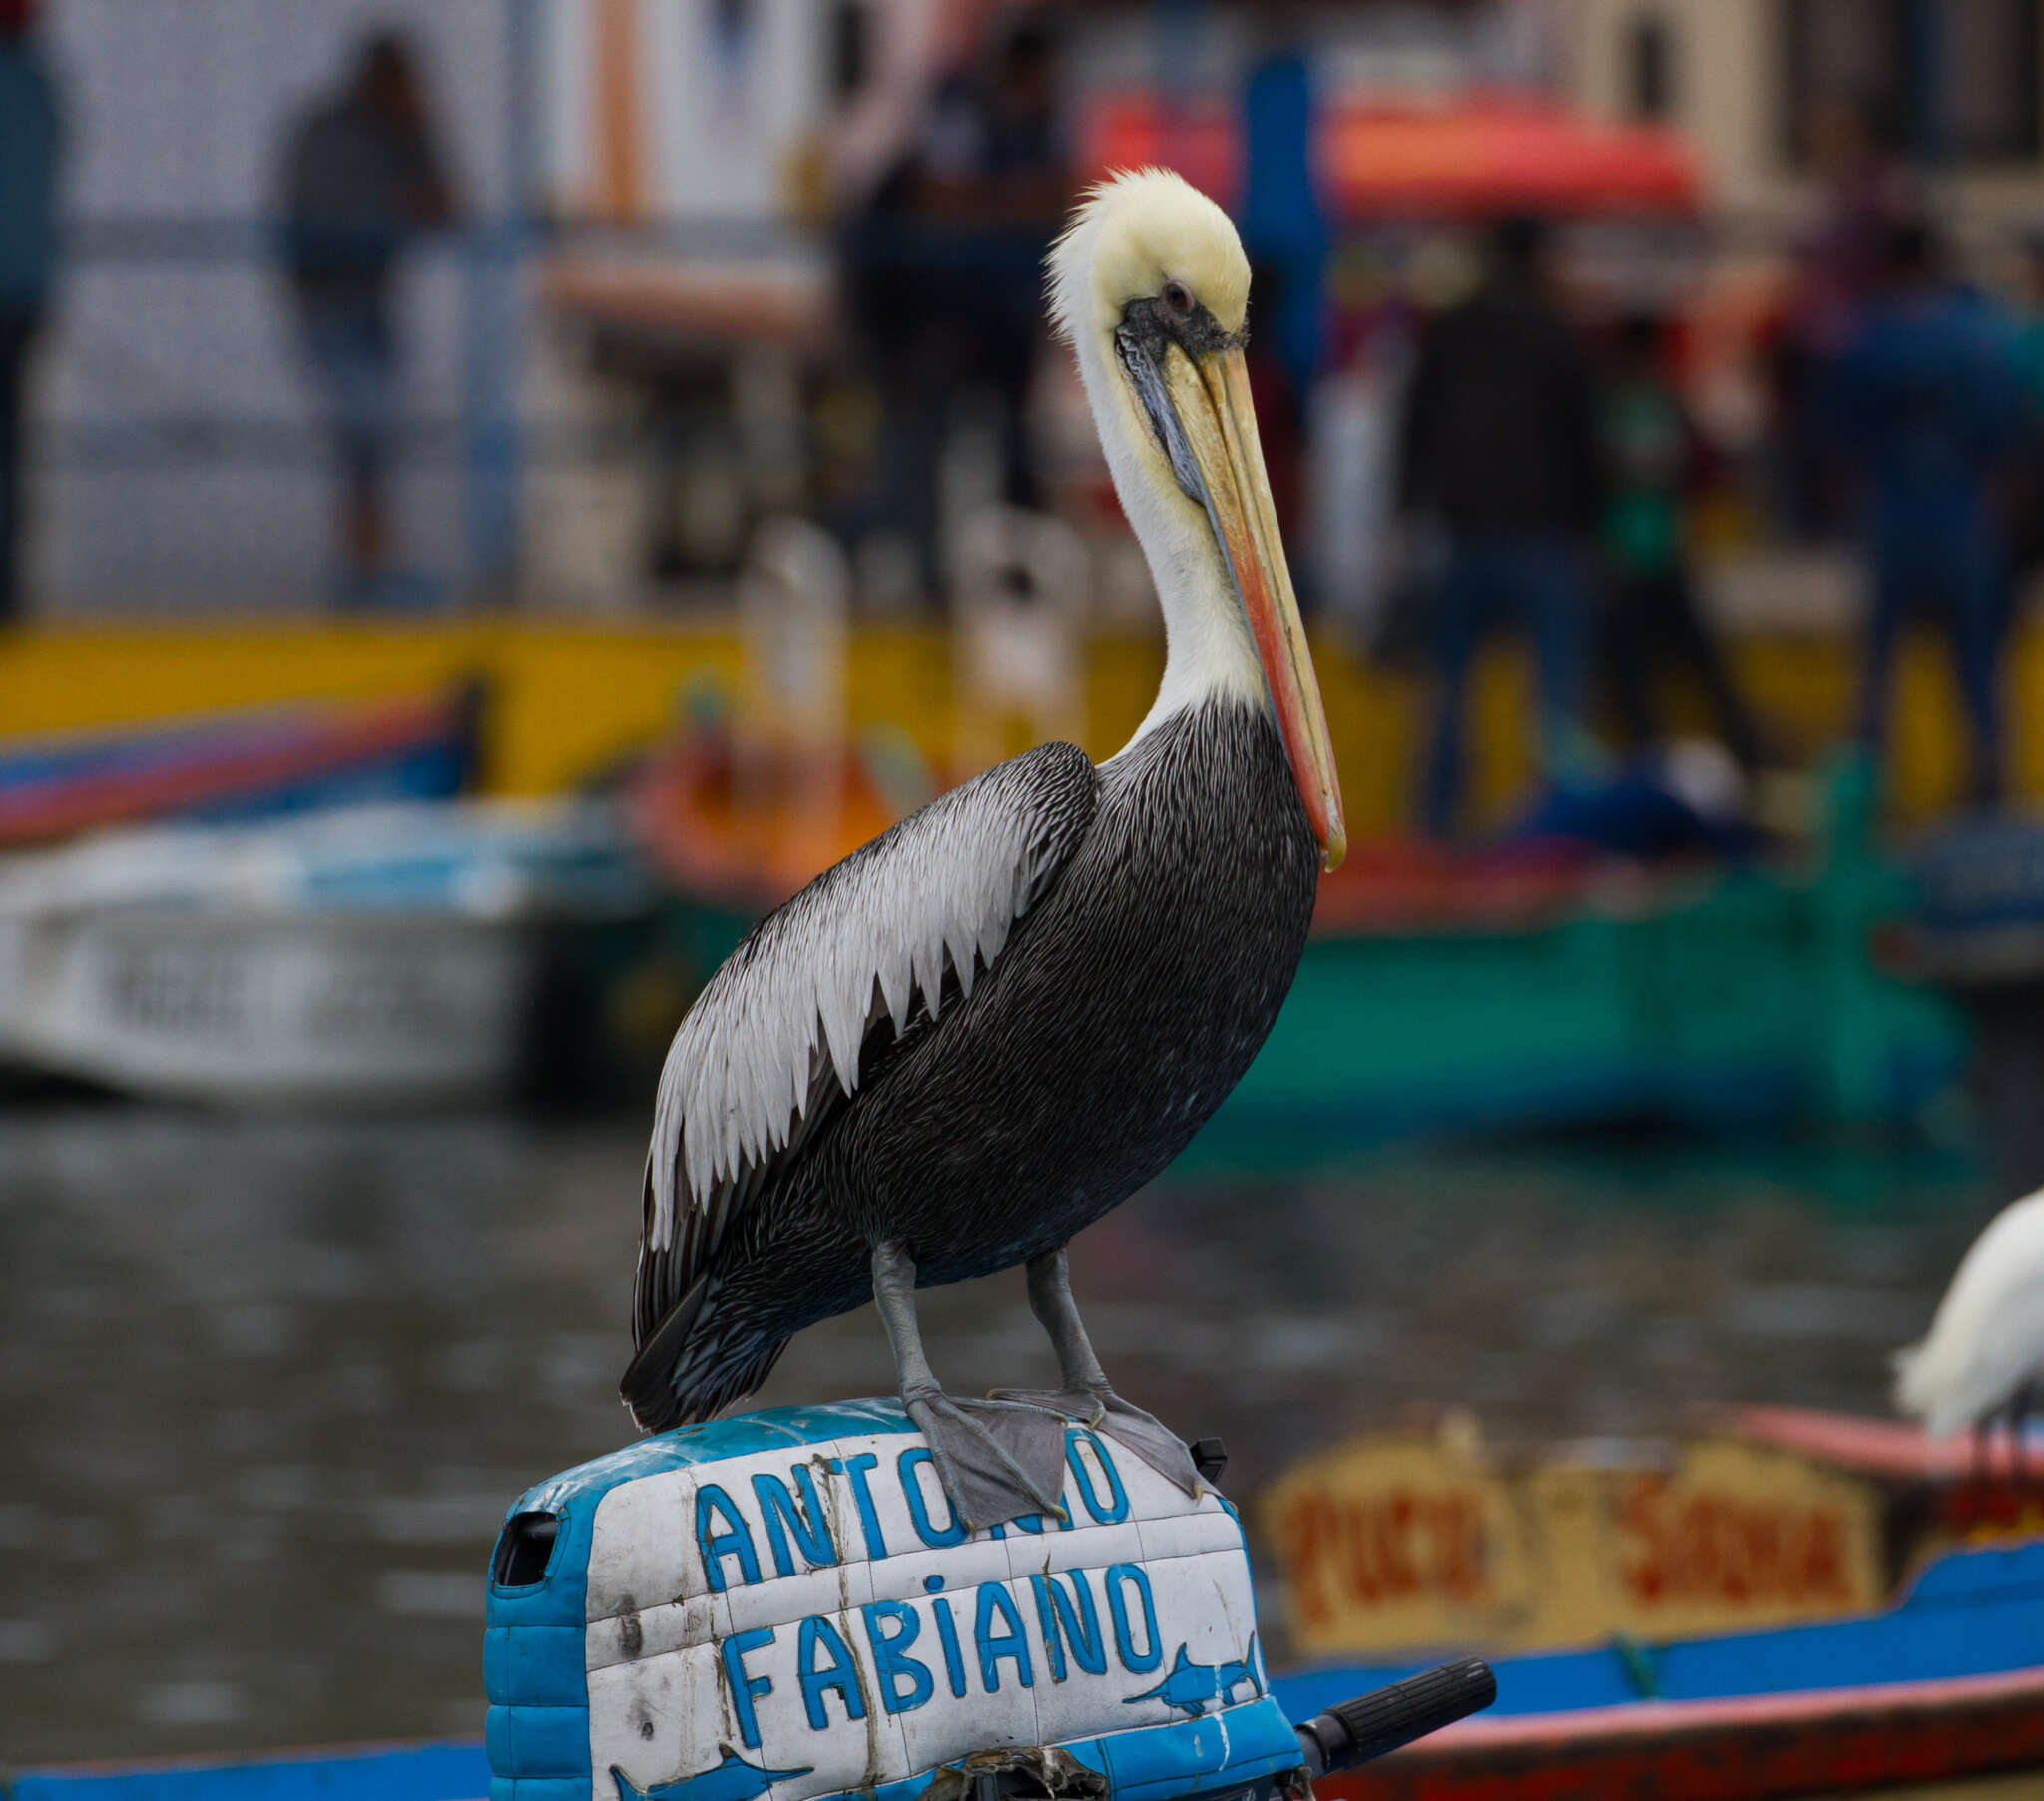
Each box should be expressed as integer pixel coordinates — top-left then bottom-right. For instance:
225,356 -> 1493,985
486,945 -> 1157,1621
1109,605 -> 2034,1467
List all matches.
2015,1383 -> 2036,1499
872,1240 -> 1068,1532
989,1246 -> 1203,1497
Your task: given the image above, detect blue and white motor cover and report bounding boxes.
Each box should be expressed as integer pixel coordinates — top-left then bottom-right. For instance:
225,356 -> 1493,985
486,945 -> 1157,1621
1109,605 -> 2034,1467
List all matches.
485,1401 -> 1301,1801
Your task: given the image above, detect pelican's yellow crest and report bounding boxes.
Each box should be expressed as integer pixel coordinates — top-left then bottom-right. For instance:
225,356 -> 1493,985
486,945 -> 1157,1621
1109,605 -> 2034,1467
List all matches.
1049,167 -> 1251,347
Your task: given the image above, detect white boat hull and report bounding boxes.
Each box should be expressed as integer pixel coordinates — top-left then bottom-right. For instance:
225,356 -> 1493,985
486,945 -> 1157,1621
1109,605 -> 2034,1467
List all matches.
0,907 -> 539,1107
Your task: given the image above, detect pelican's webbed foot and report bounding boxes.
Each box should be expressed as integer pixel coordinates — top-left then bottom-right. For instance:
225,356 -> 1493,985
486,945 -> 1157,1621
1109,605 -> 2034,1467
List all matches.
1094,1390 -> 1204,1496
989,1384 -> 1202,1497
873,1239 -> 1072,1531
989,1246 -> 1203,1499
903,1386 -> 1070,1531
987,1385 -> 1108,1428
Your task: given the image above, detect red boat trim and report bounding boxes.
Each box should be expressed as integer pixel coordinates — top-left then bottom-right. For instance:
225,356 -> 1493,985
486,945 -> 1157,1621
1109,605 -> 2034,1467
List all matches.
1720,1403 -> 2025,1481
1320,1666 -> 2044,1801
0,692 -> 462,847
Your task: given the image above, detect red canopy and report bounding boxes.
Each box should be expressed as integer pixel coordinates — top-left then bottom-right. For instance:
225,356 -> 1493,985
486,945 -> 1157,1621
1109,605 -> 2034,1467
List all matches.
1078,89 -> 1702,219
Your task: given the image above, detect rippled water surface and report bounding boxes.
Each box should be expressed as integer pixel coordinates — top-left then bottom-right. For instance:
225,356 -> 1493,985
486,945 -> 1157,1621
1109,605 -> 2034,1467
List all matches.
0,1109 -> 1991,1764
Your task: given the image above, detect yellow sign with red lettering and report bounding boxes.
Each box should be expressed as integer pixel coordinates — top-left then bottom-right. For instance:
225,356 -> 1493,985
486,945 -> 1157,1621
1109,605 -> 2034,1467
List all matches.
1263,1428 -> 1539,1657
1263,1427 -> 1883,1659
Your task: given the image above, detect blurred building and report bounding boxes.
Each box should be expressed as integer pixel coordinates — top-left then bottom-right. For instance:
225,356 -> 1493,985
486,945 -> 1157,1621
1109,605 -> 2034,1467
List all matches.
1565,0 -> 2044,232
30,0 -> 995,615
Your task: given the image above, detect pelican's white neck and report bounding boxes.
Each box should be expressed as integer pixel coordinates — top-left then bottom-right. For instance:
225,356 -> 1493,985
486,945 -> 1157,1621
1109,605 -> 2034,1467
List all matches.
1069,322 -> 1266,758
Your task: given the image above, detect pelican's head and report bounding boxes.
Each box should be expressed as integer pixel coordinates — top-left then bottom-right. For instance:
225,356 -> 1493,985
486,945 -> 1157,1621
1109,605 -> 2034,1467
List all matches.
1051,168 -> 1344,869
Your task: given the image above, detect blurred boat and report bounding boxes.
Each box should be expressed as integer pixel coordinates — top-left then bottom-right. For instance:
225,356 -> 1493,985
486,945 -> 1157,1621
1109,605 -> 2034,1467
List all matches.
0,683 -> 483,848
0,799 -> 652,1108
1724,1402 -> 2044,1554
1259,1405 -> 2044,1667
1254,1410 -> 2044,1796
1275,1536 -> 2044,1800
1261,1419 -> 1891,1671
631,734 -> 1963,1153
1201,805 -> 1962,1159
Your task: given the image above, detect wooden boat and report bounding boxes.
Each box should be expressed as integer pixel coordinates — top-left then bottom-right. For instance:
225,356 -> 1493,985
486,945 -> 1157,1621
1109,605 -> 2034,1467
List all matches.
1274,1535 -> 2044,1799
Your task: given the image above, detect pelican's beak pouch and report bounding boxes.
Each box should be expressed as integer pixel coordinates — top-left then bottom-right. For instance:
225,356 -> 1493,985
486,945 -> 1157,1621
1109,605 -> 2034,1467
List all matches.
485,1401 -> 1300,1801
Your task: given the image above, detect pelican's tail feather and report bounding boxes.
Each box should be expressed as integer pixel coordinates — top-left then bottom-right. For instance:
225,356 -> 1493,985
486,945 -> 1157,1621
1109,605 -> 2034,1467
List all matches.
622,1272 -> 713,1431
621,1271 -> 790,1435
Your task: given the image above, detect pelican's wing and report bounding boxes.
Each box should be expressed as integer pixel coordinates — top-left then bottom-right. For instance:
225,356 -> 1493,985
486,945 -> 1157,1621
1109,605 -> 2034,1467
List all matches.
632,739 -> 1098,1344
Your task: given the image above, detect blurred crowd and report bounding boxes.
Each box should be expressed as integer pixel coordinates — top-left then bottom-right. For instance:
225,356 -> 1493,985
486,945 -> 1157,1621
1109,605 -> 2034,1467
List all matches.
1397,193 -> 2028,836
4,3 -> 2044,833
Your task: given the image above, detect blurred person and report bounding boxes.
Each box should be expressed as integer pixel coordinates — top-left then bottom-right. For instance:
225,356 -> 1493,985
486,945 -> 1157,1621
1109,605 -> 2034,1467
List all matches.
2016,239 -> 2044,410
1596,310 -> 1760,772
916,15 -> 1065,510
2005,237 -> 2044,581
0,0 -> 60,621
1398,215 -> 1602,837
1806,98 -> 1913,321
1830,221 -> 2021,806
1243,260 -> 1303,557
279,30 -> 456,607
840,16 -> 1068,599
1767,97 -> 1914,540
1238,34 -> 1325,562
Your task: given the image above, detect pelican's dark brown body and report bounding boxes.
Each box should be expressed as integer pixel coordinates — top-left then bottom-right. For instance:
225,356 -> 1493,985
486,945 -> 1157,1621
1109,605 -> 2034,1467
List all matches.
625,696 -> 1318,1429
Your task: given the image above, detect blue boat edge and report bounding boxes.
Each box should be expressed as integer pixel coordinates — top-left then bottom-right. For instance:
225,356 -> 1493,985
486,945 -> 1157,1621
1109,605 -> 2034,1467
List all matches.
14,1516 -> 2044,1797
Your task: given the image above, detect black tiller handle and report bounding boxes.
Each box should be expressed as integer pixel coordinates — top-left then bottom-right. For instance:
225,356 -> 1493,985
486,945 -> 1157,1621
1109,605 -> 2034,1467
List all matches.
1295,1657 -> 1498,1775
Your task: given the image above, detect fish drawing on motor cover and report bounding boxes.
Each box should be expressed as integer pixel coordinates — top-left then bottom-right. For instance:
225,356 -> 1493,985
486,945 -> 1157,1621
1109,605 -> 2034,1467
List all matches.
1125,1639 -> 1265,1718
611,1748 -> 815,1801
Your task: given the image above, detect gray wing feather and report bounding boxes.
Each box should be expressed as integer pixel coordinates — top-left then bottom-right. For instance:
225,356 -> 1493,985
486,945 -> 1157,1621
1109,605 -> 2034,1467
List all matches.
641,740 -> 1097,1281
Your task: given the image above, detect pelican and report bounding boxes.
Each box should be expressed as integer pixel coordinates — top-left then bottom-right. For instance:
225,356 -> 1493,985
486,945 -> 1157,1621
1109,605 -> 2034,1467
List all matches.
1894,1185 -> 2044,1475
623,170 -> 1344,1530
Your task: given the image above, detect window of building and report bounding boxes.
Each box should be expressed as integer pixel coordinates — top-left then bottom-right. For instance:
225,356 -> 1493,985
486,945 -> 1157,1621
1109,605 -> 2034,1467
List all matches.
829,1 -> 871,104
1946,0 -> 2041,160
1626,10 -> 1676,121
1781,0 -> 1907,164
1782,0 -> 2041,165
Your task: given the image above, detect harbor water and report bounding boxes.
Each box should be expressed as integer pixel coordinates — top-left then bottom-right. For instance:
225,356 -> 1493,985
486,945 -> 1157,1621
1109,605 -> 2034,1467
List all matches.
0,1109 -> 1991,1763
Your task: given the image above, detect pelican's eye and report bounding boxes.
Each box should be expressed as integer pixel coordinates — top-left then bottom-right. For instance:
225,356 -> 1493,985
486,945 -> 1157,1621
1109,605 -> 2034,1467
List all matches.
1162,280 -> 1194,316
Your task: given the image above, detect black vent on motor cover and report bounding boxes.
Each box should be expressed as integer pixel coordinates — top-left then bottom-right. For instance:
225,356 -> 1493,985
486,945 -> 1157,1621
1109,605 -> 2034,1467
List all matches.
492,1511 -> 560,1587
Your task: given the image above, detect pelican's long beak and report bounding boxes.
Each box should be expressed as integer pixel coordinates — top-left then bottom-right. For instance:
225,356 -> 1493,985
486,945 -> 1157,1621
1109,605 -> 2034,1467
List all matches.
1155,340 -> 1345,870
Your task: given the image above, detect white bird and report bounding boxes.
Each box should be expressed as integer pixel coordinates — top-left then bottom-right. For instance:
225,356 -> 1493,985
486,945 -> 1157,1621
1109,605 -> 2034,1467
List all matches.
1893,1186 -> 2044,1468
